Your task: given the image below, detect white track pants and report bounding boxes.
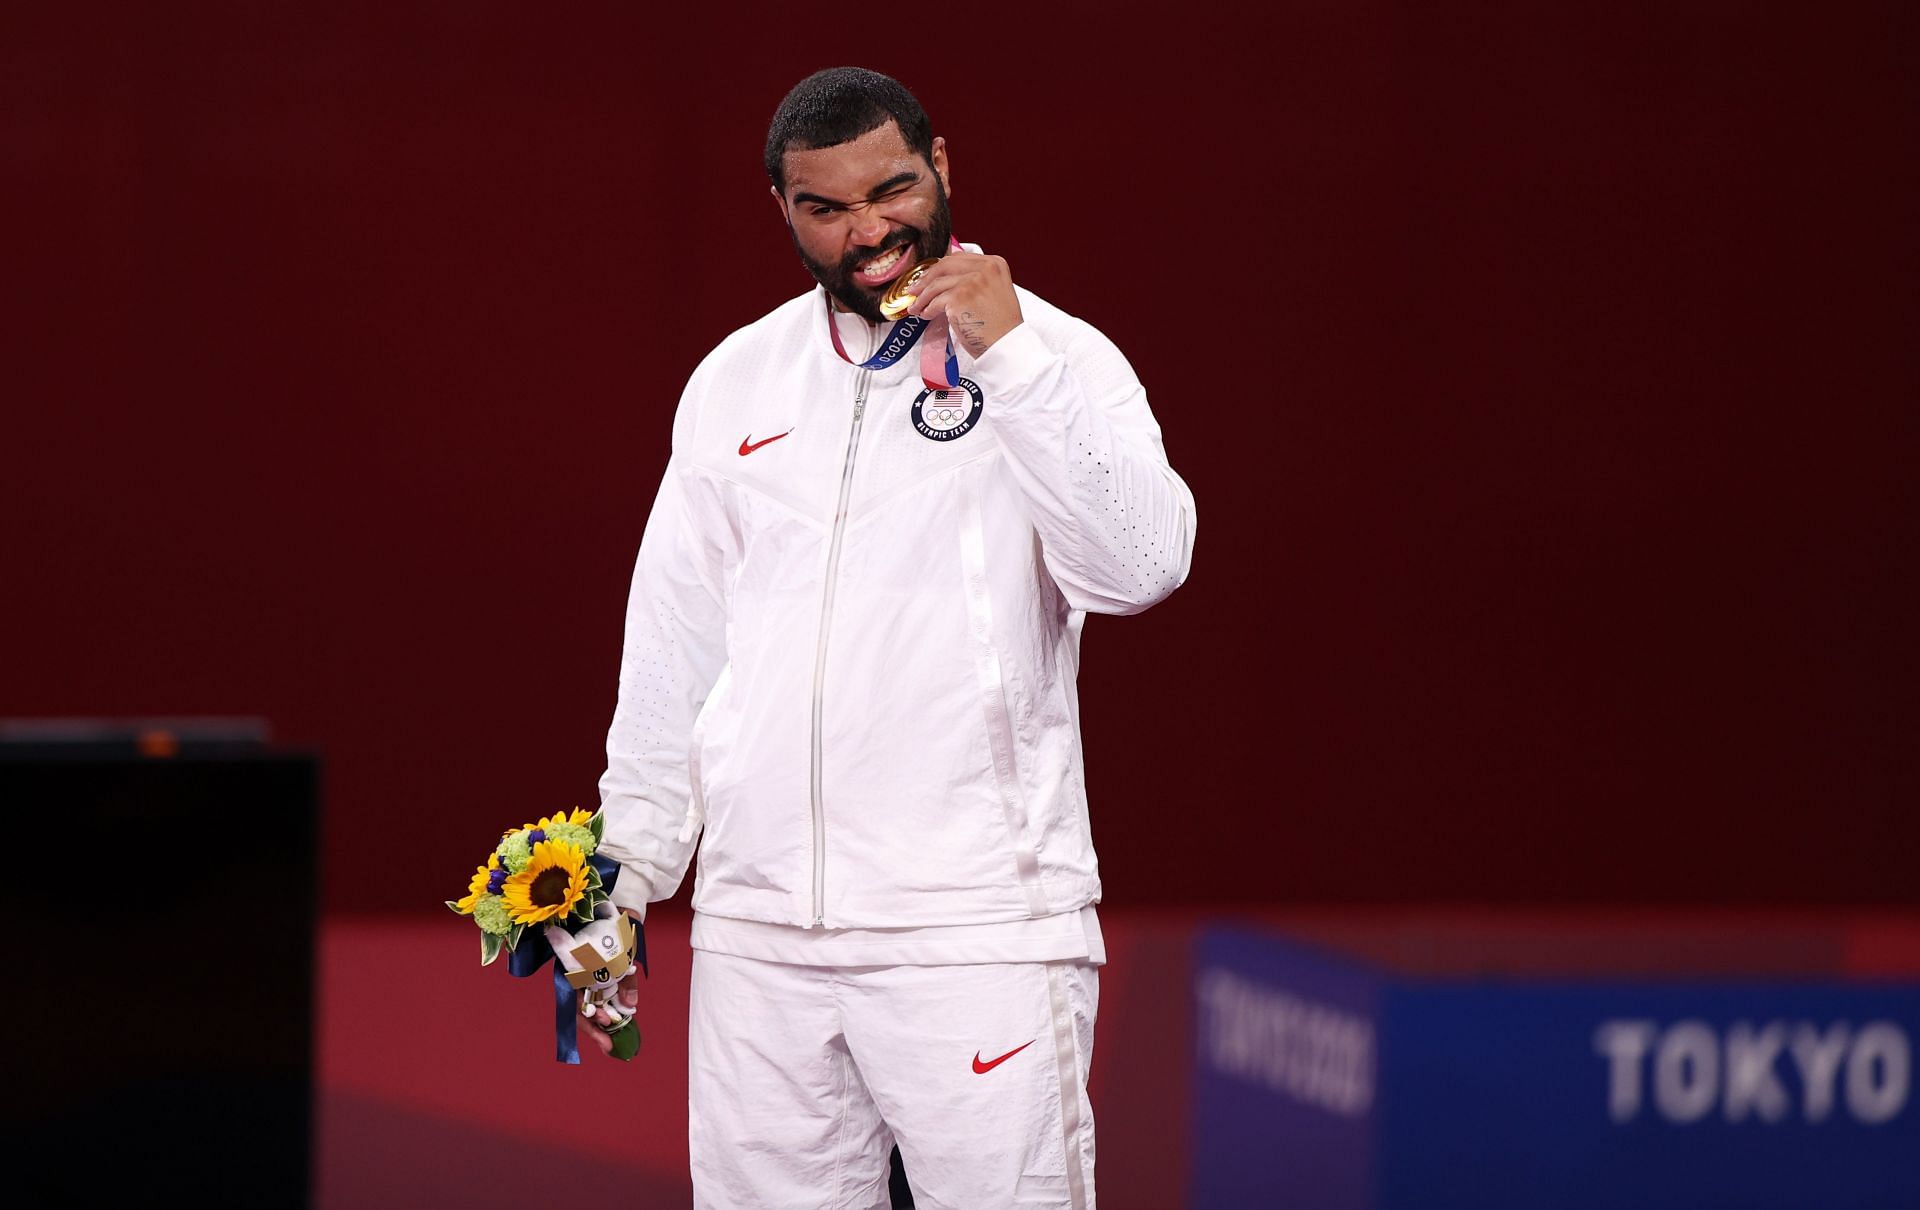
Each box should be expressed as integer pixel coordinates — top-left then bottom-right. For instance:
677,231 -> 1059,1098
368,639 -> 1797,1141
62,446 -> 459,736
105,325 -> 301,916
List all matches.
688,951 -> 1098,1209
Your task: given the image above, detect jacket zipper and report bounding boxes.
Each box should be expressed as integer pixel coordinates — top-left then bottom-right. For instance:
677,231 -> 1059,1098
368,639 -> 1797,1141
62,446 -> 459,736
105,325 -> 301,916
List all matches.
809,363 -> 871,926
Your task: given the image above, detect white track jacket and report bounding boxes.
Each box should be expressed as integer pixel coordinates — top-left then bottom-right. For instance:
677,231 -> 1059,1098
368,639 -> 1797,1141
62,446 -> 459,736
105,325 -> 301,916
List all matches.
597,278 -> 1195,938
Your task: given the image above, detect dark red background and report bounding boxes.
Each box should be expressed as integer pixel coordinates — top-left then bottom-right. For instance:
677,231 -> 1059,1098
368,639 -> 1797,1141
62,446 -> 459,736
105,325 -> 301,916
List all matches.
6,3 -> 1915,915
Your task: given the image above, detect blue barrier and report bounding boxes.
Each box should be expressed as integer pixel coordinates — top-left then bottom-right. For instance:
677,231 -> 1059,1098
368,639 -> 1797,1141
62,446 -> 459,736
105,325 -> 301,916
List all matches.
1191,926 -> 1919,1209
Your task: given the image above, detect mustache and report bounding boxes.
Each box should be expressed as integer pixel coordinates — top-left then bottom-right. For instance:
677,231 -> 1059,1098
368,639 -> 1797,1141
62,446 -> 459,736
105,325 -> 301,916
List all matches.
838,229 -> 920,276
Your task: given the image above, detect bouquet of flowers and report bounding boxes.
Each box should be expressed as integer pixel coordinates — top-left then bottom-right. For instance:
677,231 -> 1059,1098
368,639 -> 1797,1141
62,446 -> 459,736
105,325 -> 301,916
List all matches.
446,808 -> 646,1063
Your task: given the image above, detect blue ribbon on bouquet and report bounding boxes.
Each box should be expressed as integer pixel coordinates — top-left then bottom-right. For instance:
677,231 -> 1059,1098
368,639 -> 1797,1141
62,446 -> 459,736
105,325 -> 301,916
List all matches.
507,853 -> 648,1064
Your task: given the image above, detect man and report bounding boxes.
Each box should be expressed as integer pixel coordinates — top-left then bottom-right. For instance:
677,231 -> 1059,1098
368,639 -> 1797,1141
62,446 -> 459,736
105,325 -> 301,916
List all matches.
586,67 -> 1194,1209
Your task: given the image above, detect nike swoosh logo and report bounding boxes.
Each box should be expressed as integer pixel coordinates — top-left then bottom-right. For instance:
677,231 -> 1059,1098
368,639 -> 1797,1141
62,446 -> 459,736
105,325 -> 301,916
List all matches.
738,430 -> 793,456
972,1040 -> 1036,1074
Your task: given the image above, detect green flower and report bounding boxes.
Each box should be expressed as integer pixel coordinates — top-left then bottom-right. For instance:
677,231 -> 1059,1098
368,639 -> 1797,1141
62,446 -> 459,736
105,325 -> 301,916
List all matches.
545,822 -> 596,854
473,895 -> 513,936
497,833 -> 533,873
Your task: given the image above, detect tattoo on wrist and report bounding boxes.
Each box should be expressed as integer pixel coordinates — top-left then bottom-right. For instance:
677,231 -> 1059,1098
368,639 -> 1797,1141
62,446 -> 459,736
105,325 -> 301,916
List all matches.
956,310 -> 989,356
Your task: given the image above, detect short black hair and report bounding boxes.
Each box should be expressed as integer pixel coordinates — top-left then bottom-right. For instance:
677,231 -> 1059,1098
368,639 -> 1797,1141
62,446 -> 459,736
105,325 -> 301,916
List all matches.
764,67 -> 934,194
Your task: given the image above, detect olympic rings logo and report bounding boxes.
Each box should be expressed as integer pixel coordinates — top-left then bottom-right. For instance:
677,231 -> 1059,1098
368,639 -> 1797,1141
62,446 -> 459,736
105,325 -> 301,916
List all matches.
912,378 -> 983,441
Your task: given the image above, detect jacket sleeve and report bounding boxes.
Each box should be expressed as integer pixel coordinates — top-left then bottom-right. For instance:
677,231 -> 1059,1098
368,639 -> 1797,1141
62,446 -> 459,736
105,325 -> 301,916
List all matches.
594,393 -> 733,920
969,315 -> 1196,614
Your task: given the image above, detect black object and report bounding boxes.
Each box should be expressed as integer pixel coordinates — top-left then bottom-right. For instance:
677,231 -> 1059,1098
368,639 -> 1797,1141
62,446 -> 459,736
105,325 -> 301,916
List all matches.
889,1144 -> 914,1208
0,736 -> 320,1209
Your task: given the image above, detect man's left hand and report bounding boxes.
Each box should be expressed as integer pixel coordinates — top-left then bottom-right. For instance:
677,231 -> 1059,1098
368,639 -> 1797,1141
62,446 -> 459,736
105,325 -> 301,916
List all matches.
906,251 -> 1023,358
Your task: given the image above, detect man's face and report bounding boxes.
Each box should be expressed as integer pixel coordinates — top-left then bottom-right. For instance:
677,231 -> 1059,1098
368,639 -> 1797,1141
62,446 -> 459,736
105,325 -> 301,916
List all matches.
775,122 -> 952,322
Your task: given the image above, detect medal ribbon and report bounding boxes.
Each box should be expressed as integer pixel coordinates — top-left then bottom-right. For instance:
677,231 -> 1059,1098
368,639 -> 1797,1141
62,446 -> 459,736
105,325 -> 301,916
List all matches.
825,238 -> 964,391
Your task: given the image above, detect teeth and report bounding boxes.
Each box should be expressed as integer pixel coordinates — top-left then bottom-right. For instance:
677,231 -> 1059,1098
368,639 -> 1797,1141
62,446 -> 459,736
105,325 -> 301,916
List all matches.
862,246 -> 905,276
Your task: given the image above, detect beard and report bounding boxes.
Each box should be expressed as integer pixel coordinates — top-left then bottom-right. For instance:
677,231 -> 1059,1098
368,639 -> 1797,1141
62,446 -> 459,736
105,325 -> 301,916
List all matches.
790,177 -> 954,323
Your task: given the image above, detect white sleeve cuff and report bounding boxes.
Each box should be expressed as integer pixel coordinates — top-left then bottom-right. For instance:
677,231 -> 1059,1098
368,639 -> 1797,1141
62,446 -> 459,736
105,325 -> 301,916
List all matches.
607,868 -> 650,922
968,321 -> 1053,389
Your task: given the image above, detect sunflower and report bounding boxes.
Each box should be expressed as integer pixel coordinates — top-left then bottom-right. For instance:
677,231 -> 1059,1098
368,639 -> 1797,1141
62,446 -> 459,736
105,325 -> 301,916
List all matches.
454,854 -> 501,914
515,808 -> 595,834
501,839 -> 589,925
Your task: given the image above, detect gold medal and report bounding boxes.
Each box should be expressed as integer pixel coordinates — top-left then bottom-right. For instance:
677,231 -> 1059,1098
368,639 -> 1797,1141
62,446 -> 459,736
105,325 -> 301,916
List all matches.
879,257 -> 941,320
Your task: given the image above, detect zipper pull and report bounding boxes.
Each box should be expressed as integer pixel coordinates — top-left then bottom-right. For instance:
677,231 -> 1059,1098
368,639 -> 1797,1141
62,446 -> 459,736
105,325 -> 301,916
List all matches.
853,400 -> 866,421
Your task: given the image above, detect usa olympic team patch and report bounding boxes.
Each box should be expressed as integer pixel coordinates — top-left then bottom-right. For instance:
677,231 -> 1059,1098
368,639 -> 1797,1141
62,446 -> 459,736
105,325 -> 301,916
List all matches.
911,377 -> 984,442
